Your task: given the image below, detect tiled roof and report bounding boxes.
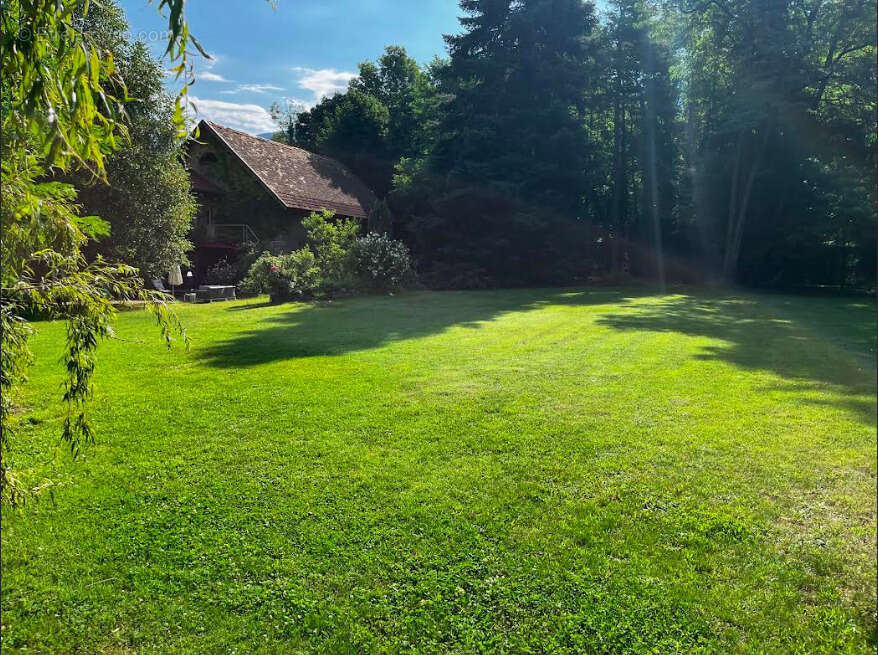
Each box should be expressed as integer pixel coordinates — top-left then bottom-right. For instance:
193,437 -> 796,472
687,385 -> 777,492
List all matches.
198,120 -> 376,218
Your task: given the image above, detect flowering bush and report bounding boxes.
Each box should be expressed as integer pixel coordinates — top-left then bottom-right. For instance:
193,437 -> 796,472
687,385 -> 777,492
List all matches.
240,249 -> 319,302
351,232 -> 414,291
265,262 -> 289,302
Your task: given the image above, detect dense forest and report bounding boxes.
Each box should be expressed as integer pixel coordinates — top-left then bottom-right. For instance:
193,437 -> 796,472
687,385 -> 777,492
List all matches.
272,0 -> 877,290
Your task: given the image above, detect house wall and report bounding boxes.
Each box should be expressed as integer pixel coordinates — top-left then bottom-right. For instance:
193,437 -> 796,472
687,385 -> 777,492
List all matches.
188,133 -> 306,249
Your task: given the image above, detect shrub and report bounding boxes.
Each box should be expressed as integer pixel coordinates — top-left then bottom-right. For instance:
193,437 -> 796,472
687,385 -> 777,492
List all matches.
240,249 -> 319,302
302,209 -> 360,289
240,217 -> 414,302
283,248 -> 320,299
351,232 -> 414,291
205,258 -> 237,285
239,251 -> 279,295
231,241 -> 270,285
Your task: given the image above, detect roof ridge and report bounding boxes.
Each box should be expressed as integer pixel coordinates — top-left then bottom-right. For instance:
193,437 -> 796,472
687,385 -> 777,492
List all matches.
205,120 -> 345,166
205,120 -> 275,142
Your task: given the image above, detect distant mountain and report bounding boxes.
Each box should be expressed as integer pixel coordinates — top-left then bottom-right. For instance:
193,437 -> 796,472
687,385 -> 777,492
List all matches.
257,132 -> 276,140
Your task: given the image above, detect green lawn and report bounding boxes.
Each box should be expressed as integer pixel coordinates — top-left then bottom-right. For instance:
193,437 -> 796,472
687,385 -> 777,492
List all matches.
2,287 -> 875,653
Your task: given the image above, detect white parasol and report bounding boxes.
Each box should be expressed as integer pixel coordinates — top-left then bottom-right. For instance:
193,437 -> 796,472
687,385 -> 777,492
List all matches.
168,265 -> 183,294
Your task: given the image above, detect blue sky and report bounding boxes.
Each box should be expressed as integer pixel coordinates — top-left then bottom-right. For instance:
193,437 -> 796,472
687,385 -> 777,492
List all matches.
119,0 -> 463,133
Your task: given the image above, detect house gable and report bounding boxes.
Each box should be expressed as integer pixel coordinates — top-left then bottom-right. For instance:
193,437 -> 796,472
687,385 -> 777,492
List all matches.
194,120 -> 377,218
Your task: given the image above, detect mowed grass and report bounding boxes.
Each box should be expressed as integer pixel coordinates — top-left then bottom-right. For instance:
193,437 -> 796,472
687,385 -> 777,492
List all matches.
1,287 -> 875,654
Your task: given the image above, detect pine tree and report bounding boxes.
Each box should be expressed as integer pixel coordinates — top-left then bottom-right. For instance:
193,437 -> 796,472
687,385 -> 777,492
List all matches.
433,0 -> 598,214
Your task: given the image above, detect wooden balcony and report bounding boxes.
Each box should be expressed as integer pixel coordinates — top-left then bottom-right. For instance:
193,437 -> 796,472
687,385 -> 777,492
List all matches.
202,223 -> 259,245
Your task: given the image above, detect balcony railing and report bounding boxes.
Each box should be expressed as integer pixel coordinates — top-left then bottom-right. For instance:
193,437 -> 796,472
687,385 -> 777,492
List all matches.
203,223 -> 259,244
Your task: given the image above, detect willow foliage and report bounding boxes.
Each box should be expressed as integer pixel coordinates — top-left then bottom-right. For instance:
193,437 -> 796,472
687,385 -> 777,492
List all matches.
0,0 -> 196,504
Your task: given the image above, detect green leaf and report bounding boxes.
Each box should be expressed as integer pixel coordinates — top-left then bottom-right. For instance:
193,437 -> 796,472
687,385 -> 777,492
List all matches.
73,215 -> 111,239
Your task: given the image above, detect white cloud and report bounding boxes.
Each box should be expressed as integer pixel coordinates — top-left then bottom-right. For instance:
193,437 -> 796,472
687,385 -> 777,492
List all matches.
293,67 -> 357,102
200,71 -> 231,83
278,97 -> 314,111
220,83 -> 285,95
188,96 -> 278,134
194,53 -> 234,84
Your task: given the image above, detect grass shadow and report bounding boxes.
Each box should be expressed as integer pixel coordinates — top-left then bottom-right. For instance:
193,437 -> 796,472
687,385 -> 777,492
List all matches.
196,287 -> 641,368
197,287 -> 875,426
225,300 -> 276,311
595,292 -> 876,423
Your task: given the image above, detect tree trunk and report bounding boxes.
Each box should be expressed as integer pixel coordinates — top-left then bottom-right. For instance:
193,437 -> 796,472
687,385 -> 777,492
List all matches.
723,130 -> 769,283
722,134 -> 743,278
610,34 -> 629,277
641,90 -> 665,290
611,91 -> 625,275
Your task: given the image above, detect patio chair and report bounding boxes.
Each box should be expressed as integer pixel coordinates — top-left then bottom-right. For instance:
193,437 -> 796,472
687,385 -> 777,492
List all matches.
151,278 -> 181,298
152,277 -> 171,294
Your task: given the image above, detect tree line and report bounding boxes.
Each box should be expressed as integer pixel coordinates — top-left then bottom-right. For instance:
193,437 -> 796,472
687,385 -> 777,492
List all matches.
272,0 -> 876,290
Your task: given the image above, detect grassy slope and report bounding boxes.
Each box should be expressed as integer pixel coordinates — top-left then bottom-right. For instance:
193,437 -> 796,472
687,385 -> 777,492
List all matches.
1,288 -> 875,654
